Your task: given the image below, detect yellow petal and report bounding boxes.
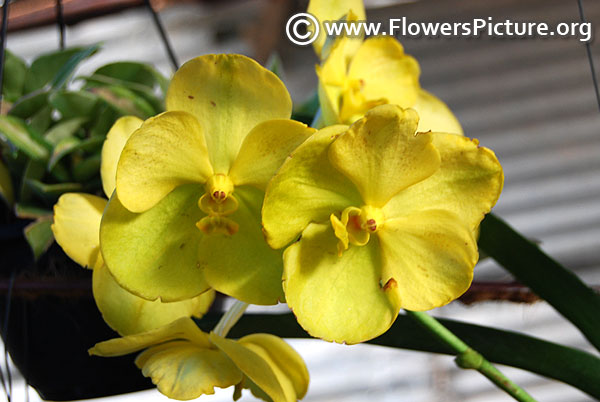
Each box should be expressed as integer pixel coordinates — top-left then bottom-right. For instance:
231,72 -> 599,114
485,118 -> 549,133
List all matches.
262,125 -> 362,249
413,89 -> 463,135
328,104 -> 440,207
383,133 -> 503,232
283,223 -> 400,344
100,185 -> 210,302
316,36 -> 357,126
136,341 -> 242,401
377,209 -> 478,311
199,185 -> 284,305
239,334 -> 309,400
100,116 -> 143,198
93,264 -> 215,336
52,193 -> 106,270
210,333 -> 288,402
317,76 -> 343,126
307,0 -> 366,58
229,119 -> 315,190
348,37 -> 420,110
166,54 -> 292,173
116,111 -> 213,213
89,317 -> 210,357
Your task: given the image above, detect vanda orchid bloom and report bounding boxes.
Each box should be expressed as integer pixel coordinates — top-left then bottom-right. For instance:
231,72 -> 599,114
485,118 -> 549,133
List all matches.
99,54 -> 314,305
89,318 -> 309,402
262,105 -> 503,344
309,0 -> 463,134
52,117 -> 215,336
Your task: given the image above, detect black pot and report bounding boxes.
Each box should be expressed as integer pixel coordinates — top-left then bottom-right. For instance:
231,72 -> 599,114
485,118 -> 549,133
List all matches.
0,219 -> 153,401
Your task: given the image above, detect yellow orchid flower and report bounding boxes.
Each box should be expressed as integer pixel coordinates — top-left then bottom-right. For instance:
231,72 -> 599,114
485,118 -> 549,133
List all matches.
262,105 -> 503,344
52,116 -> 215,336
317,36 -> 463,134
308,0 -> 462,133
89,318 -> 310,402
307,0 -> 366,59
99,54 -> 314,306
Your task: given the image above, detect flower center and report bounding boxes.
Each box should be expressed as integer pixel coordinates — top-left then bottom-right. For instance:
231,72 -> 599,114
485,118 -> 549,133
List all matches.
330,205 -> 385,256
339,78 -> 386,124
196,174 -> 239,235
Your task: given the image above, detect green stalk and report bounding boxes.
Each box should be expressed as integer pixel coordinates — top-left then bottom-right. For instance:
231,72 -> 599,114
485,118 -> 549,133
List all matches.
405,310 -> 537,402
212,300 -> 249,337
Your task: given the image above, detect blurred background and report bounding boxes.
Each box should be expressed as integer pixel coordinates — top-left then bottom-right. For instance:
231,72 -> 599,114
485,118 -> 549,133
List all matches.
1,0 -> 599,401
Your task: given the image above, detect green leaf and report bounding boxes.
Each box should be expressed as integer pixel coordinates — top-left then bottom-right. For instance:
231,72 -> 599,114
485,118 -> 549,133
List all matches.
48,136 -> 81,170
2,50 -> 28,102
92,86 -> 155,118
24,217 -> 54,260
30,105 -> 54,134
51,44 -> 101,89
23,46 -> 99,93
45,117 -> 87,145
19,160 -> 46,203
479,213 -> 600,352
49,91 -> 100,119
88,104 -> 122,138
72,153 -> 101,182
0,158 -> 14,206
0,115 -> 51,161
93,61 -> 161,88
81,73 -> 164,113
8,90 -> 49,119
24,48 -> 84,93
26,179 -> 82,202
15,203 -> 52,219
199,312 -> 600,400
49,160 -> 71,183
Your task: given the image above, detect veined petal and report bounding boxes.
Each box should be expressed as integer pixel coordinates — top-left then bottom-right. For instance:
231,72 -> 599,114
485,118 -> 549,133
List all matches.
116,111 -> 213,213
377,209 -> 478,311
100,184 -> 210,302
52,193 -> 106,270
307,0 -> 366,59
262,125 -> 362,249
166,54 -> 292,174
239,334 -> 309,400
229,120 -> 315,190
100,116 -> 143,198
93,264 -> 215,336
210,333 -> 289,402
383,133 -> 503,231
348,38 -> 420,109
199,185 -> 284,305
89,317 -> 211,357
329,105 -> 440,207
283,223 -> 400,344
413,89 -> 463,135
136,341 -> 242,401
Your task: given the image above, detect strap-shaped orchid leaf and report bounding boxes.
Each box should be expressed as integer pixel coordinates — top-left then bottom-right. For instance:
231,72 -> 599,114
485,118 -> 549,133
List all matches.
479,213 -> 600,352
198,312 -> 600,399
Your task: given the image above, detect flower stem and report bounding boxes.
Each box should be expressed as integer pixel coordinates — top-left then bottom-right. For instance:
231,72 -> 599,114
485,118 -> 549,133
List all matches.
405,310 -> 537,402
213,300 -> 249,337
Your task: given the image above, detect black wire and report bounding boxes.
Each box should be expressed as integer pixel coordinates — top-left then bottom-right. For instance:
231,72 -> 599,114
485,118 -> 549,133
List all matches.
0,0 -> 9,116
0,271 -> 14,402
143,0 -> 179,71
55,0 -> 66,50
577,0 -> 600,113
